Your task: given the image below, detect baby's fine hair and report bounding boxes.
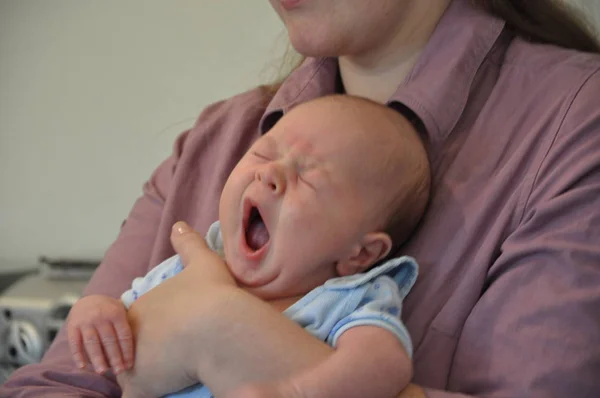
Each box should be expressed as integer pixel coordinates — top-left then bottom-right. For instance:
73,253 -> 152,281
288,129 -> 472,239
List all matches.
315,95 -> 432,255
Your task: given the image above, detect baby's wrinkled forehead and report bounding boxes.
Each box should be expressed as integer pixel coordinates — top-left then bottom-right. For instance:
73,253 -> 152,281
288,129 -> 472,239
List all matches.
275,99 -> 387,146
268,95 -> 418,172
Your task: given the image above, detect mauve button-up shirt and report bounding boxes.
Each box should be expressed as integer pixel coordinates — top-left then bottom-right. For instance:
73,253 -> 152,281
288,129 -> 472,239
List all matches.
3,0 -> 600,396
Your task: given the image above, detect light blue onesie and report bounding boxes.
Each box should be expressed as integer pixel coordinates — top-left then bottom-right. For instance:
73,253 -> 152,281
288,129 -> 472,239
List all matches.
121,222 -> 418,398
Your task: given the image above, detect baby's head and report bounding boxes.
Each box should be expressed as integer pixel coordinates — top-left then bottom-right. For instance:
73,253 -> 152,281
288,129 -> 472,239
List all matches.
219,95 -> 430,300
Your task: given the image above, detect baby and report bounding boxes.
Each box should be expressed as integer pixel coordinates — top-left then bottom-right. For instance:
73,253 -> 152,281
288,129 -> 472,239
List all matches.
66,95 -> 431,398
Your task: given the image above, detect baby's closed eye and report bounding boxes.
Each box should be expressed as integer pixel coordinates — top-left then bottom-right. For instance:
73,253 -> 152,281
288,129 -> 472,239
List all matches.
251,151 -> 271,161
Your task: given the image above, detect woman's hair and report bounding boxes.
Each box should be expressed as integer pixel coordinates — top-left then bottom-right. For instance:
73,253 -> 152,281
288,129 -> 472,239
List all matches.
474,0 -> 600,53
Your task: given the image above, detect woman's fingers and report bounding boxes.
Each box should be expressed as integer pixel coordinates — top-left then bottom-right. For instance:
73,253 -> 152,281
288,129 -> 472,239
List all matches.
170,221 -> 207,266
170,221 -> 235,285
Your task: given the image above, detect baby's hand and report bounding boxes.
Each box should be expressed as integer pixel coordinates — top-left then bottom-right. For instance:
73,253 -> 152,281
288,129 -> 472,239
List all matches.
67,295 -> 134,375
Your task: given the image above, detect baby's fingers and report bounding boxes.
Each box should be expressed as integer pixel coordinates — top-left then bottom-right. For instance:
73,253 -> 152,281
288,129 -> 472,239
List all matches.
113,318 -> 135,371
96,322 -> 127,374
67,326 -> 87,369
81,326 -> 109,374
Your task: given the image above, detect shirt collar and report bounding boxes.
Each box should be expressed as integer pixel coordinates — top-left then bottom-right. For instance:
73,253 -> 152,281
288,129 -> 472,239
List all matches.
259,0 -> 506,143
259,58 -> 338,133
389,0 -> 506,143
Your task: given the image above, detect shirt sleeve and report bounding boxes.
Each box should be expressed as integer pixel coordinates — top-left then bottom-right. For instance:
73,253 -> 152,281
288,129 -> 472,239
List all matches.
121,254 -> 184,309
425,68 -> 600,397
119,222 -> 222,308
327,275 -> 413,358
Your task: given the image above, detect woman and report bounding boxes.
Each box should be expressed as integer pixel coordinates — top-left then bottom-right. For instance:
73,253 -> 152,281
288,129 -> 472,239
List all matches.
3,0 -> 600,397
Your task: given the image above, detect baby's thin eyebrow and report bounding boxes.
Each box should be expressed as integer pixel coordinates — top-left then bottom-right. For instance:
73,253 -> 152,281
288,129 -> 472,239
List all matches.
260,134 -> 279,151
288,134 -> 320,166
269,129 -> 321,171
298,154 -> 318,171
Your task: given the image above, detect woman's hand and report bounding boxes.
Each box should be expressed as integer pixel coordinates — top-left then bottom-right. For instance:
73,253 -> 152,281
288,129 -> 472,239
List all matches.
173,221 -> 236,286
117,221 -> 334,397
116,222 -> 240,397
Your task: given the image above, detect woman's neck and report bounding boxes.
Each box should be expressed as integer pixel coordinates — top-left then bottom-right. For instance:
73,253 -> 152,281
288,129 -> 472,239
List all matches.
339,0 -> 451,103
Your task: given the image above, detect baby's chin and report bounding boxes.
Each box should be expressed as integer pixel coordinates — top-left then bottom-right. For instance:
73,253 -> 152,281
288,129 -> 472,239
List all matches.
240,284 -> 279,301
231,265 -> 280,294
245,289 -> 301,305
239,276 -> 294,301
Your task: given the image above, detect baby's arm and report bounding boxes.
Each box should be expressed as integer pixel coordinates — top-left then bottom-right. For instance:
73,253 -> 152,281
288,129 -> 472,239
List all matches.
231,326 -> 412,398
120,254 -> 184,308
231,267 -> 416,398
66,295 -> 134,375
296,325 -> 412,397
287,268 -> 415,397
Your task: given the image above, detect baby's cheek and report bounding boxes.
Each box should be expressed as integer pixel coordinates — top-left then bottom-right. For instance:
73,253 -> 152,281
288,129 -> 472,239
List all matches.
286,195 -> 320,223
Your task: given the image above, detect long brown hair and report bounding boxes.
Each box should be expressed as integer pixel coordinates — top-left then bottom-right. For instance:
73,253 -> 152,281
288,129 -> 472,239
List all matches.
474,0 -> 600,53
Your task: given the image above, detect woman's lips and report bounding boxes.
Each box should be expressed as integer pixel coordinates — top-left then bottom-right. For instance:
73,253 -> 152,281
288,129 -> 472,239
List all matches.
279,0 -> 304,11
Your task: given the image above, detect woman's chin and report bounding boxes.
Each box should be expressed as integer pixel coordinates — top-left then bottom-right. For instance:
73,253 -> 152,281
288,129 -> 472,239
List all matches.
286,29 -> 339,58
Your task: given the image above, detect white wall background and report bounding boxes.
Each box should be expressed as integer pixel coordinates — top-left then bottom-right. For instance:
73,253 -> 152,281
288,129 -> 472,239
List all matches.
0,0 -> 286,270
572,0 -> 600,32
0,1 -> 599,271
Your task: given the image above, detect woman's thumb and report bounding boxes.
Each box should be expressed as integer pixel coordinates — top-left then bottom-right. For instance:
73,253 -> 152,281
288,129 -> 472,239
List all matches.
171,221 -> 205,266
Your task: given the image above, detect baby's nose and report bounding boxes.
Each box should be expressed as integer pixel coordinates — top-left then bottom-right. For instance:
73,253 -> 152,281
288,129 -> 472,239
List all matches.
255,164 -> 286,195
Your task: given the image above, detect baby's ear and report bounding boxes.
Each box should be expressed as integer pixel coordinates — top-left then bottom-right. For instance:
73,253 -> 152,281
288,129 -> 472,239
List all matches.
336,232 -> 392,276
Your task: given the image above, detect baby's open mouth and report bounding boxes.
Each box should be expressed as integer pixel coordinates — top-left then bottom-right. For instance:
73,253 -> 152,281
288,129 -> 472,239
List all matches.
245,206 -> 270,252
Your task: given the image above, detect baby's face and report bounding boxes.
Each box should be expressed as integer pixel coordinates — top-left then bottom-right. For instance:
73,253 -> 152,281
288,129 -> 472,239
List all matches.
219,100 -> 386,300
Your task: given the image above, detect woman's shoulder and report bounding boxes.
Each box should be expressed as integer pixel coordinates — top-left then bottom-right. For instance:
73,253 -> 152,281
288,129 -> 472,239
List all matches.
492,38 -> 600,137
503,37 -> 600,88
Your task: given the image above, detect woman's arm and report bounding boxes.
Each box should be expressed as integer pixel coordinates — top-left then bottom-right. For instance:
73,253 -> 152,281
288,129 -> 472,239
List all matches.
116,223 -> 332,397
